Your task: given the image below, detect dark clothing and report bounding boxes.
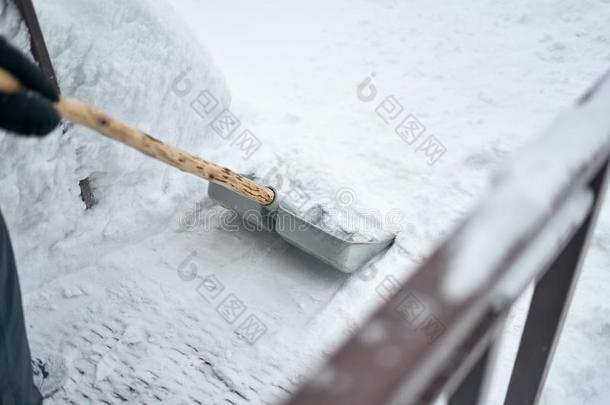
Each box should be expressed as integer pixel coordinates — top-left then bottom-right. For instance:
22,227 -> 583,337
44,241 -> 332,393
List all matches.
0,210 -> 41,405
0,36 -> 58,404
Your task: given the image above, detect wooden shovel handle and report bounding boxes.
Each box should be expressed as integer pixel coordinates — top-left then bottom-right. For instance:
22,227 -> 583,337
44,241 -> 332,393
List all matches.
0,68 -> 275,206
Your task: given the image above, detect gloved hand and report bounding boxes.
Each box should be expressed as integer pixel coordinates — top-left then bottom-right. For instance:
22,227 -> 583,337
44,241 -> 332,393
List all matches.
0,36 -> 60,136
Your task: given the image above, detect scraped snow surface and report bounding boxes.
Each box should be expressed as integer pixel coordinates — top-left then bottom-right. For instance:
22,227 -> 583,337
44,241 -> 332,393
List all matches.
1,0 -> 610,404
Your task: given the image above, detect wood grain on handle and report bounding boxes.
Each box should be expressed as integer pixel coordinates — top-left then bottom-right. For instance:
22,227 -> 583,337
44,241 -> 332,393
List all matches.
0,68 -> 275,206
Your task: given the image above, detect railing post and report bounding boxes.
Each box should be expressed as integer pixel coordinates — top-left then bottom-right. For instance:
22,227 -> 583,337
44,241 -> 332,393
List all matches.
13,0 -> 58,90
448,345 -> 492,405
447,315 -> 506,405
504,160 -> 610,405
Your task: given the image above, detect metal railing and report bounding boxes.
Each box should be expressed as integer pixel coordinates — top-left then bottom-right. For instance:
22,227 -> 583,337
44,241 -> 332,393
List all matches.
284,72 -> 610,405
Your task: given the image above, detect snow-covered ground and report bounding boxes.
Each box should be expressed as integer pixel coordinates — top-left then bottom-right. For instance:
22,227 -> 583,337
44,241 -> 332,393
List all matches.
1,0 -> 610,403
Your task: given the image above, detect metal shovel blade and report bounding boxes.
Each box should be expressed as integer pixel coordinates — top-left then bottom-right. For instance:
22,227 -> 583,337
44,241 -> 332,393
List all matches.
208,182 -> 394,273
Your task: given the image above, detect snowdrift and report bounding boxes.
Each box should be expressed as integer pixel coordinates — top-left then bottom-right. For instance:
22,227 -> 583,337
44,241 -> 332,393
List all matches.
0,0 -> 230,287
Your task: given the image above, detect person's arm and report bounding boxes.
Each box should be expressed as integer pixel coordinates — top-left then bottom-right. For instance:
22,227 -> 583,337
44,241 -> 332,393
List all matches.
0,37 -> 60,136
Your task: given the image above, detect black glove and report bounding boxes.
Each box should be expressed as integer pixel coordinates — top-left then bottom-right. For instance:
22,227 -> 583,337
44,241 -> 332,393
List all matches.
0,36 -> 60,136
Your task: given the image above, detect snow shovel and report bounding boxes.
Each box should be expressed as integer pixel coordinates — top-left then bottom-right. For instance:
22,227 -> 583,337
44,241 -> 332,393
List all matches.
0,68 -> 394,273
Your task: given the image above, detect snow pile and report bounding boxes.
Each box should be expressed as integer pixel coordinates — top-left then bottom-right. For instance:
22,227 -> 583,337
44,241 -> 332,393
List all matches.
0,0 -> 230,288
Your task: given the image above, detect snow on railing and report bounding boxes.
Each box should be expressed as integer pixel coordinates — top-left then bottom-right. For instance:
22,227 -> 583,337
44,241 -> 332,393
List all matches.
283,70 -> 610,405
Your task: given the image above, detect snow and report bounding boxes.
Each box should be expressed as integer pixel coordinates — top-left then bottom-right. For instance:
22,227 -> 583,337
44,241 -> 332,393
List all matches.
1,0 -> 610,404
